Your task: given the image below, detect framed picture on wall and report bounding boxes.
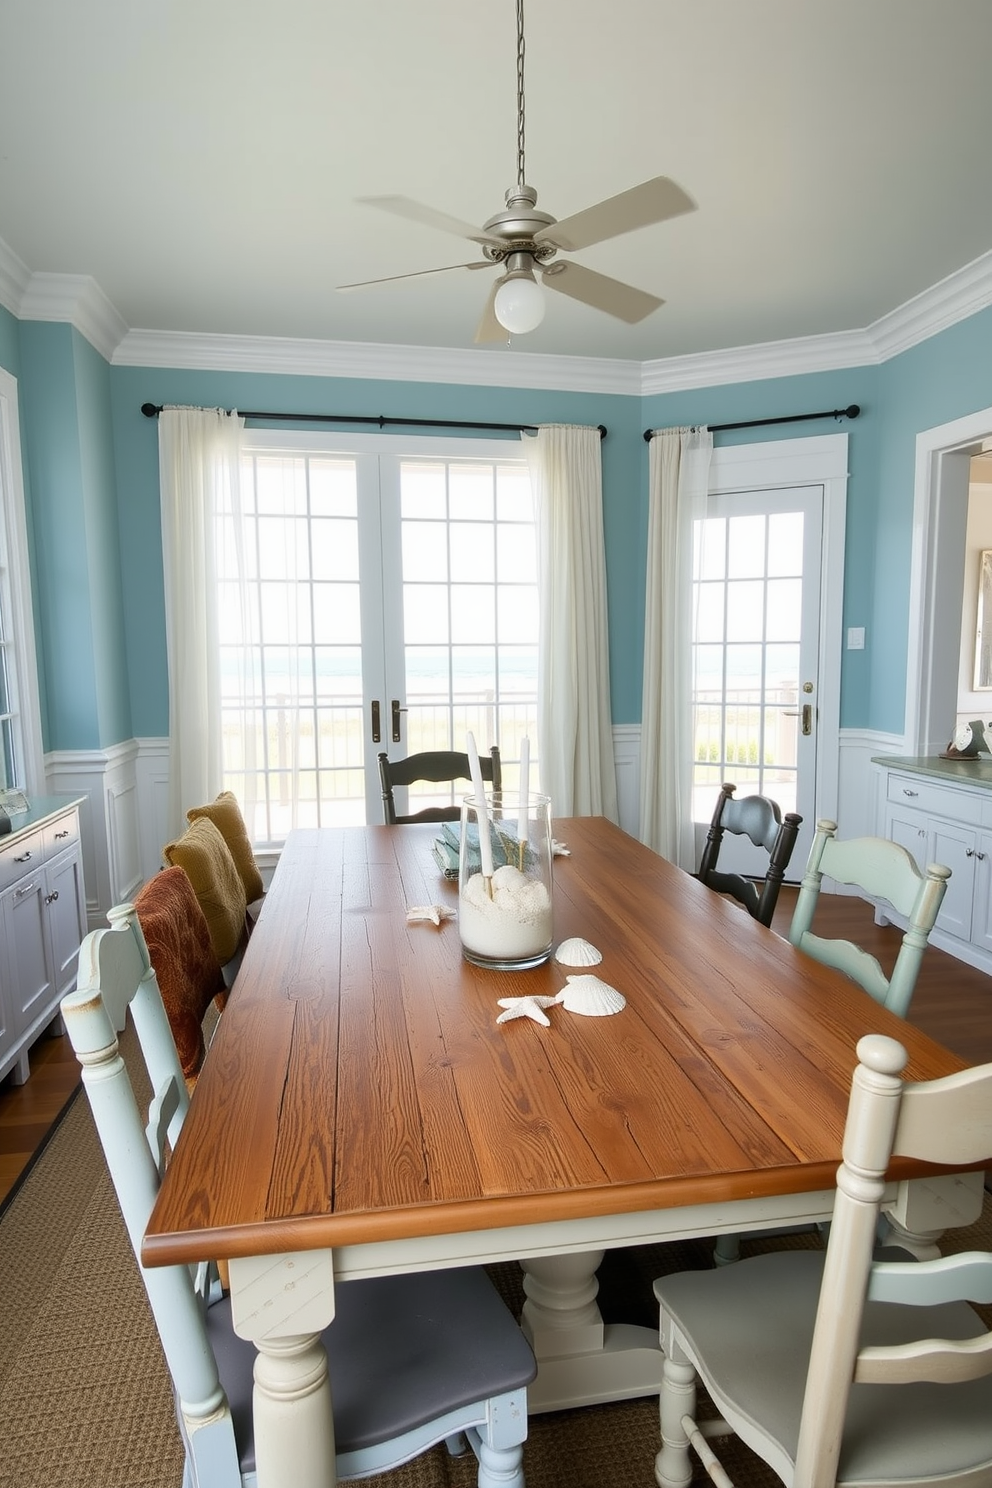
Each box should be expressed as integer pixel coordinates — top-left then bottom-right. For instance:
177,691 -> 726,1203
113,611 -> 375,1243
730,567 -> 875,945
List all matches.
974,549 -> 992,690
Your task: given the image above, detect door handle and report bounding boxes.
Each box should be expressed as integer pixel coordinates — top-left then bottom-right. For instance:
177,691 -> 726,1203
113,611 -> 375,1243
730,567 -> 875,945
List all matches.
371,700 -> 381,744
391,699 -> 407,744
801,704 -> 812,735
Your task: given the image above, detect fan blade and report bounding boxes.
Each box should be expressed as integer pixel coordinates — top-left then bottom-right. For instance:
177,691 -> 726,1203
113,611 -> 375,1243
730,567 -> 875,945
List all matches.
474,280 -> 508,344
541,261 -> 663,323
338,261 -> 491,291
357,195 -> 499,248
534,176 -> 695,252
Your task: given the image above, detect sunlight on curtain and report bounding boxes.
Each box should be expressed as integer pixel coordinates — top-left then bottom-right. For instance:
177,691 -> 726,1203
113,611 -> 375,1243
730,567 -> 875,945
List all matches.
158,407 -> 245,836
639,426 -> 712,865
523,425 -> 618,821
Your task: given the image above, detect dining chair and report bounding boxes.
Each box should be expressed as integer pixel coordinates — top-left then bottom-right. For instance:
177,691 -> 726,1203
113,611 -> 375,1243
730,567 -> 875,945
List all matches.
654,1032 -> 992,1488
163,815 -> 249,984
186,790 -> 266,924
696,783 -> 803,928
62,911 -> 536,1488
133,868 -> 227,1089
378,746 -> 502,824
788,818 -> 951,1018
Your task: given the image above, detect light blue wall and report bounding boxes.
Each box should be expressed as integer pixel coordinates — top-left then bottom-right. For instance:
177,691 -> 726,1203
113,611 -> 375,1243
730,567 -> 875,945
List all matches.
16,322 -> 130,751
72,332 -> 130,744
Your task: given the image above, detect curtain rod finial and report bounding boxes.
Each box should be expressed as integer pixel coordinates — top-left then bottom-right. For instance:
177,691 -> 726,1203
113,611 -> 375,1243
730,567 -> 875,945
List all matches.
141,403 -> 161,418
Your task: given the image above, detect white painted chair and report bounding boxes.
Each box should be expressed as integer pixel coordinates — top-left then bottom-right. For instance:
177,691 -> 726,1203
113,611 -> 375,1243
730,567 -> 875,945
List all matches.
62,908 -> 536,1488
788,819 -> 951,1017
655,1033 -> 992,1488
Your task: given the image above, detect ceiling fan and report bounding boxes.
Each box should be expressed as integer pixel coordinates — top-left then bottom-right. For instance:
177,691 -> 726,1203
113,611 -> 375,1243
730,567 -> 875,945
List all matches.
338,0 -> 696,343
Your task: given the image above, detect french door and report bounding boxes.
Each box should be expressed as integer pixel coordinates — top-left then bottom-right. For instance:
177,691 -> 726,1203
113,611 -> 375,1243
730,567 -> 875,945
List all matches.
691,483 -> 824,876
225,434 -> 537,842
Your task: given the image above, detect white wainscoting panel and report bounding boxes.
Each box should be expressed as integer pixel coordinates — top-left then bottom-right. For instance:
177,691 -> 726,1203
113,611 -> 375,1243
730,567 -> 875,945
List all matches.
46,742 -> 141,928
134,738 -> 171,884
612,726 -> 641,839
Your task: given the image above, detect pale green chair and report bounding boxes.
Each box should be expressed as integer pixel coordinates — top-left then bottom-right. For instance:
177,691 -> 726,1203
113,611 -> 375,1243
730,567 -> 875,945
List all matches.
788,819 -> 950,1018
655,1033 -> 992,1488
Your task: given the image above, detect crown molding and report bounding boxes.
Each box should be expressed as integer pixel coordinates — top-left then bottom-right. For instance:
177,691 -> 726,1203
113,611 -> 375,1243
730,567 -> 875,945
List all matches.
111,328 -> 644,395
0,238 -> 31,319
17,273 -> 129,361
2,231 -> 991,393
639,327 -> 878,395
867,248 -> 992,361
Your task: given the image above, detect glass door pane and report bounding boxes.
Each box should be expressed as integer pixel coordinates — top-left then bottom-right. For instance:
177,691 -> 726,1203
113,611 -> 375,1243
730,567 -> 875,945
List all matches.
692,485 -> 822,876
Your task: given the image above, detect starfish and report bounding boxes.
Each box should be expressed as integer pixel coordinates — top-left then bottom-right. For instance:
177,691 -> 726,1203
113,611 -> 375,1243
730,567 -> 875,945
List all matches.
496,995 -> 557,1027
406,904 -> 456,927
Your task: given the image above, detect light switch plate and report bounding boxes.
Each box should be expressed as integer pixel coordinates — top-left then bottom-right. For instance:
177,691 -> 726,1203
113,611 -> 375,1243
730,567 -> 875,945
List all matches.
847,626 -> 866,650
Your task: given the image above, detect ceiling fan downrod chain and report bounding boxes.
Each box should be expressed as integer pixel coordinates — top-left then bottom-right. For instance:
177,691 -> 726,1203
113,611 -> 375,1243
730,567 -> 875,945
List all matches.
515,0 -> 527,191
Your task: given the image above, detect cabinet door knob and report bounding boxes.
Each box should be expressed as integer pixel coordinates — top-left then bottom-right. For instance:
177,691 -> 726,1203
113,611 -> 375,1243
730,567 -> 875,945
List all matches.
978,852 -> 987,862
45,889 -> 59,905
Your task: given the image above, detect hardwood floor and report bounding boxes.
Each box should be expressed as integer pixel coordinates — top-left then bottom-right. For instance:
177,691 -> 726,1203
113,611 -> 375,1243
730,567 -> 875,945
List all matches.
0,1024 -> 79,1205
0,884 -> 989,1208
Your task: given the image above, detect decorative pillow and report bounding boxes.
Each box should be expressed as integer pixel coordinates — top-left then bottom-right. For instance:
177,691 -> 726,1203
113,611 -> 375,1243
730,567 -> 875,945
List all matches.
186,791 -> 264,904
163,817 -> 247,966
134,867 -> 226,1085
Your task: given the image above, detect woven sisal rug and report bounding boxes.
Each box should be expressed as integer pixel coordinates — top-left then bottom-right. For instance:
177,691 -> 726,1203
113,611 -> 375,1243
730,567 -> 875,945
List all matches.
1,1024 -> 988,1487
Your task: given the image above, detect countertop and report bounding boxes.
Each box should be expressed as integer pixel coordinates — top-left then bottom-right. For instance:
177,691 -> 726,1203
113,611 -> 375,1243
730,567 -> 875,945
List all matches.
0,793 -> 85,841
872,754 -> 992,790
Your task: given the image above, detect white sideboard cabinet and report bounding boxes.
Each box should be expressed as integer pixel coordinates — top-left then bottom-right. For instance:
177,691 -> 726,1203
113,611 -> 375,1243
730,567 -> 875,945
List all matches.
0,796 -> 86,1085
873,756 -> 992,974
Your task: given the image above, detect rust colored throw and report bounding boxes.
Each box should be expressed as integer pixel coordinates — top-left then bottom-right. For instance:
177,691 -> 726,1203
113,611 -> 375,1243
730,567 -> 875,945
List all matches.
134,867 -> 227,1086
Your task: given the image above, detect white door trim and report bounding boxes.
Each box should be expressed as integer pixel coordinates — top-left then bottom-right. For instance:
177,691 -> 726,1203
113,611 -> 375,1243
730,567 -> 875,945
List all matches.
707,433 -> 849,833
907,404 -> 992,754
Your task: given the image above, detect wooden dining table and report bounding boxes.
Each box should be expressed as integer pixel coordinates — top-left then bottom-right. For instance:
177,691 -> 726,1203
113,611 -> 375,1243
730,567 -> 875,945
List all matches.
142,816 -> 980,1488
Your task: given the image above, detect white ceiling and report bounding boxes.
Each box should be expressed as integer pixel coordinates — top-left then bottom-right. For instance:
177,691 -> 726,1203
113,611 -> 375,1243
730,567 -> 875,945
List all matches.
2,0 -> 992,363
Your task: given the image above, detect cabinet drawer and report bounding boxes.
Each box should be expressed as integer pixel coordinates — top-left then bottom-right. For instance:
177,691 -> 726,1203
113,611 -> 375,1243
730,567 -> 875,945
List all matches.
885,774 -> 981,821
43,811 -> 79,860
0,829 -> 45,891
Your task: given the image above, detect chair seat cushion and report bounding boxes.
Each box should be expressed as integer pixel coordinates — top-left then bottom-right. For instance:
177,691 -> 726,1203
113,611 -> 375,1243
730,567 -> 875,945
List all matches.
656,1250 -> 992,1483
186,792 -> 265,904
163,818 -> 248,967
133,867 -> 226,1082
206,1266 -> 536,1473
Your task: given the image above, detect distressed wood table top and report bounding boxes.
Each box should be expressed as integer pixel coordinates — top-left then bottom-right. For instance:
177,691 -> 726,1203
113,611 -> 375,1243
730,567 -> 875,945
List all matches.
142,817 -> 964,1269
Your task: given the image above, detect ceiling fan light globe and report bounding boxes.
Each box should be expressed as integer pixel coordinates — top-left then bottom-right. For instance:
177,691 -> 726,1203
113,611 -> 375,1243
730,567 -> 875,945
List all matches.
493,274 -> 545,335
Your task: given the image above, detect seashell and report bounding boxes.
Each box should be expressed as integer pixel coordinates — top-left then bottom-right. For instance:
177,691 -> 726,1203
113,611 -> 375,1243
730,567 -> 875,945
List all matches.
555,937 -> 603,968
554,974 -> 626,1017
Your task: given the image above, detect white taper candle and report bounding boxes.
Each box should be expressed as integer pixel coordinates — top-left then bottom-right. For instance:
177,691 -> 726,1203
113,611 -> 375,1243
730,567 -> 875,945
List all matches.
465,732 -> 495,879
517,737 -> 530,846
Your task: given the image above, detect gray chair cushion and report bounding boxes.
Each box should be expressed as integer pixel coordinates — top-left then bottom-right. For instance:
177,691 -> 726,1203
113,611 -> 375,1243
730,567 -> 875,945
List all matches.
206,1265 -> 536,1473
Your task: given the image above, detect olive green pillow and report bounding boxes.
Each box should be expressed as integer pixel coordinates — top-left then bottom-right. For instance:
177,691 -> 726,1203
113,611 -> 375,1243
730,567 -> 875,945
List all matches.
186,791 -> 264,903
163,817 -> 247,966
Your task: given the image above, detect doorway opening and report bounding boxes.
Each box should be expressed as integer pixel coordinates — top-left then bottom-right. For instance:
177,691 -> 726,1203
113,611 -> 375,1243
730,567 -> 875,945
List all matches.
907,406 -> 992,752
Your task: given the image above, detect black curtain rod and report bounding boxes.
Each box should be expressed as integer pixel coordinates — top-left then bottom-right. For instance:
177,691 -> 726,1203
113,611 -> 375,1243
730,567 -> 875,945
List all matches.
642,404 -> 860,441
141,404 -> 607,439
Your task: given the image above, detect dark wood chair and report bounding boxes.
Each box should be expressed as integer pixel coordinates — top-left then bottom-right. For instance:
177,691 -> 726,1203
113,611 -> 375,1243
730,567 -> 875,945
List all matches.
378,747 -> 502,825
697,782 -> 802,928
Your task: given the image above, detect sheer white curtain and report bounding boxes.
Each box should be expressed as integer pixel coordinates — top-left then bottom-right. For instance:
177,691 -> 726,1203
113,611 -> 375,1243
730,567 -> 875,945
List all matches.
523,424 -> 618,821
158,407 -> 245,836
639,426 -> 712,865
